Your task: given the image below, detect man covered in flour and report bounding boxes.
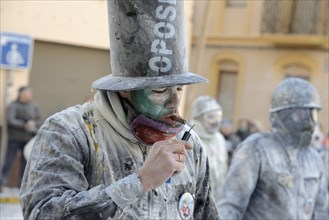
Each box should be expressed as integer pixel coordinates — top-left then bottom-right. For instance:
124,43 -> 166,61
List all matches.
189,96 -> 228,207
217,77 -> 329,219
20,0 -> 219,219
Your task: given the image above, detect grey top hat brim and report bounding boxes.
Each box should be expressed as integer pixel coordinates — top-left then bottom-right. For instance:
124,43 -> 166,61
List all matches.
92,72 -> 208,91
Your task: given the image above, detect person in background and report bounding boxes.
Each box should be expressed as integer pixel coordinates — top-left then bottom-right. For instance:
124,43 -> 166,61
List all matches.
1,86 -> 42,188
235,118 -> 251,141
218,77 -> 328,219
190,96 -> 228,209
311,124 -> 325,154
323,133 -> 329,190
220,119 -> 241,166
311,124 -> 329,191
248,120 -> 264,134
19,1 -> 219,219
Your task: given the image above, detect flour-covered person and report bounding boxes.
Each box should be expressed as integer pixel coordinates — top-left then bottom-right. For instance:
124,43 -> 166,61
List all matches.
218,77 -> 329,219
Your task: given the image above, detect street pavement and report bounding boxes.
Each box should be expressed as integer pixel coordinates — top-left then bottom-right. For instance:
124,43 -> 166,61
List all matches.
0,187 -> 23,220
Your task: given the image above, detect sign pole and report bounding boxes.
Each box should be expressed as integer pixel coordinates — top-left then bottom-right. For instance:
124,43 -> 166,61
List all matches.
0,69 -> 14,172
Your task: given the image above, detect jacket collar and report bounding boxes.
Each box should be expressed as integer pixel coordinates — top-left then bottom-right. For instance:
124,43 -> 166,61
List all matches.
94,91 -> 139,144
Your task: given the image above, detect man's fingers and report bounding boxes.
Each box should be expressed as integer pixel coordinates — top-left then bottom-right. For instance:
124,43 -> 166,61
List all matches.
172,143 -> 185,154
168,140 -> 192,153
182,140 -> 193,150
176,153 -> 186,163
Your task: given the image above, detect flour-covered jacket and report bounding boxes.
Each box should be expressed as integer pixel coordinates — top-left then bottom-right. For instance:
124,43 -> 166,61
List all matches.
218,131 -> 329,219
20,91 -> 218,219
190,119 -> 228,207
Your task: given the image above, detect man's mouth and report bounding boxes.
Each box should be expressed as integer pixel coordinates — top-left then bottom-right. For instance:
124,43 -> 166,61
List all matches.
161,114 -> 186,127
130,114 -> 185,145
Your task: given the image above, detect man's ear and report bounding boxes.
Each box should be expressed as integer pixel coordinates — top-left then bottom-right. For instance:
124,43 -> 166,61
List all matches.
118,91 -> 130,99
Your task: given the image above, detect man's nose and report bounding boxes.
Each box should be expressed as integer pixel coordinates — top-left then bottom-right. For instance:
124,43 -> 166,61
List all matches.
166,89 -> 180,108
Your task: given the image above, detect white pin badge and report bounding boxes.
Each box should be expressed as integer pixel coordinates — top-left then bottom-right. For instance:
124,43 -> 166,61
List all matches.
178,192 -> 194,219
303,198 -> 313,214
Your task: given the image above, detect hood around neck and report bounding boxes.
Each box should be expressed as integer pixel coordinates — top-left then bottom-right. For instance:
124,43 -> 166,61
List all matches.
94,90 -> 139,144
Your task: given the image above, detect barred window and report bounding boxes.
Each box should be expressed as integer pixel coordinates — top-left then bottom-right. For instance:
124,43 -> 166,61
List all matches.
262,0 -> 328,35
217,60 -> 239,121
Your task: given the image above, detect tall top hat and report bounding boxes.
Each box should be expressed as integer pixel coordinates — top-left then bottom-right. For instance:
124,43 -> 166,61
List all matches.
92,0 -> 207,91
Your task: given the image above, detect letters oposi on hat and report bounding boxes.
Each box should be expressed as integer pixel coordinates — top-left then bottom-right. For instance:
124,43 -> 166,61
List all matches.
92,0 -> 207,91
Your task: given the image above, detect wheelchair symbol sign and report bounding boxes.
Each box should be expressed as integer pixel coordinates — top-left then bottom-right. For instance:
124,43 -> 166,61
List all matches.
1,32 -> 34,70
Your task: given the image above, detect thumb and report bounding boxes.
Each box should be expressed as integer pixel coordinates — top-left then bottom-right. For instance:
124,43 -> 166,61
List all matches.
180,140 -> 193,150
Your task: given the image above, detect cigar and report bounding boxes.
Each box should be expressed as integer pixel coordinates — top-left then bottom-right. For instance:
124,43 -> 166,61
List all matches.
171,115 -> 186,124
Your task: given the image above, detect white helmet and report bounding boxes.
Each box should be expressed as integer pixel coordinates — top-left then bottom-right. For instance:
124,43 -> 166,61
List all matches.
192,96 -> 222,119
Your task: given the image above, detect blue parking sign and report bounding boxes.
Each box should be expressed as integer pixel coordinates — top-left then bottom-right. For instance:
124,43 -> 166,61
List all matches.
0,32 -> 34,70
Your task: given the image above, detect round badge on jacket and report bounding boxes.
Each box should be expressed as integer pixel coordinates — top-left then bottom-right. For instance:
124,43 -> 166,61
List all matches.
178,192 -> 194,219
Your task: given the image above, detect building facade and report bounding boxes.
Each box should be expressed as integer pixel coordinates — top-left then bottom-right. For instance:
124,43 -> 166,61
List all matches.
188,0 -> 328,134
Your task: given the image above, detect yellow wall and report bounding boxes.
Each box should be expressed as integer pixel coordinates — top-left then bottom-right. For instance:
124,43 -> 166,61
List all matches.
1,1 -> 195,50
188,46 -> 329,133
1,1 -> 110,49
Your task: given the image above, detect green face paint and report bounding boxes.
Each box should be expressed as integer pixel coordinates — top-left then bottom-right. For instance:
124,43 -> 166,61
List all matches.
130,86 -> 183,120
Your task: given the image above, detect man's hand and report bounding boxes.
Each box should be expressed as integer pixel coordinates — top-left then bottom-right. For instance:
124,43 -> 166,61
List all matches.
138,139 -> 192,192
24,120 -> 37,133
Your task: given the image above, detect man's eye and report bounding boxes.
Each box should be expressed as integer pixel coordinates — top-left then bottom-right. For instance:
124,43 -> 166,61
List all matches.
177,86 -> 183,92
152,88 -> 167,93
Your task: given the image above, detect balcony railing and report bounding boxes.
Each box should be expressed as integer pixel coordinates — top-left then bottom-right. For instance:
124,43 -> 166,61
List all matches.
261,0 -> 328,35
